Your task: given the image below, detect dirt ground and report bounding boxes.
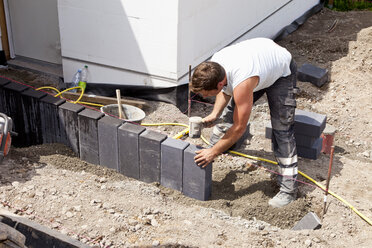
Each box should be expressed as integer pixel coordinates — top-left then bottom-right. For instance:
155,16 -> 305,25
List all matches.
1,7 -> 372,248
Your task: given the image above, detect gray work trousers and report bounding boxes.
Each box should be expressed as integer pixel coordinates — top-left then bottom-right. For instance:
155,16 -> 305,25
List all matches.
211,60 -> 298,193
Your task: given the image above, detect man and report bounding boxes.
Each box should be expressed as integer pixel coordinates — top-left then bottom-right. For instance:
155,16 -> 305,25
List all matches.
190,38 -> 298,208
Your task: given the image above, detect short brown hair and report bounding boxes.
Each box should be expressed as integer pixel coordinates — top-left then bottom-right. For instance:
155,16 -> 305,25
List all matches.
190,61 -> 225,93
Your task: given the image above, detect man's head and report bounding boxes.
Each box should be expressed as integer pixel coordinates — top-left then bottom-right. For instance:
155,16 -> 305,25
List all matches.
190,61 -> 226,96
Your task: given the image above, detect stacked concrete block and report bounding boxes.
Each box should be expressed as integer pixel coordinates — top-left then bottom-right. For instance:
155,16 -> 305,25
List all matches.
297,63 -> 328,87
265,109 -> 326,160
58,102 -> 85,155
161,137 -> 189,191
139,129 -> 167,183
118,123 -> 146,179
0,78 -> 11,113
98,116 -> 125,171
39,94 -> 66,144
20,88 -> 47,146
78,109 -> 104,164
2,82 -> 29,147
183,144 -> 212,201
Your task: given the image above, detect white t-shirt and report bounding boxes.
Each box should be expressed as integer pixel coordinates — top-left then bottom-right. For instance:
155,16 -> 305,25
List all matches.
211,38 -> 292,95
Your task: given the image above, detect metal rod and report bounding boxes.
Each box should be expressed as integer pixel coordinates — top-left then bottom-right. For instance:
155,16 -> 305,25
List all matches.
188,65 -> 191,117
323,145 -> 335,218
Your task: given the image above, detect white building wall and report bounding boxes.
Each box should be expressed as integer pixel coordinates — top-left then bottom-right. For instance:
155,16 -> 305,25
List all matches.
58,0 -> 320,87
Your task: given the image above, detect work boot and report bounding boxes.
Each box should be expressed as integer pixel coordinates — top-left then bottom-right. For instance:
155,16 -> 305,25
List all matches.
268,191 -> 296,208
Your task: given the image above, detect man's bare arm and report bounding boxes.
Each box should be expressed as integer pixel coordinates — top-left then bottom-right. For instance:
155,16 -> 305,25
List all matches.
195,76 -> 259,167
203,91 -> 231,125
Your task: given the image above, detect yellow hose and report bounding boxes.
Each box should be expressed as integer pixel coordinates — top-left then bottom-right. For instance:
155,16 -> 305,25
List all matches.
173,127 -> 189,139
201,134 -> 372,226
36,86 -> 60,94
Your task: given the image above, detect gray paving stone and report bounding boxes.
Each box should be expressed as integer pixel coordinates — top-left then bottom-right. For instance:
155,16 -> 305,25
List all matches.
78,109 -> 104,164
183,144 -> 212,201
21,88 -> 47,146
265,122 -> 318,147
139,129 -> 167,183
292,212 -> 322,230
297,63 -> 328,87
297,137 -> 323,160
161,137 -> 189,192
294,109 -> 326,137
2,82 -> 29,147
39,94 -> 66,144
118,123 -> 146,179
58,102 -> 85,155
98,116 -> 125,171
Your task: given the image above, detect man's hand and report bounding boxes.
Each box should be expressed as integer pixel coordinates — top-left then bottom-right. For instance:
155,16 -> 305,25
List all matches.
202,114 -> 218,128
194,148 -> 217,168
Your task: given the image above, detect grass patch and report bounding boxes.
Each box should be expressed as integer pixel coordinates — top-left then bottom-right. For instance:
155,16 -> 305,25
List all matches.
326,0 -> 372,11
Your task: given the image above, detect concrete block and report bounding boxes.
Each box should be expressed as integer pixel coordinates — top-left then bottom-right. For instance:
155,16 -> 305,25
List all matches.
292,212 -> 322,230
161,137 -> 189,191
0,78 -> 10,113
118,123 -> 146,179
39,94 -> 66,144
139,129 -> 167,183
297,63 -> 328,87
21,88 -> 47,146
266,122 -> 318,147
2,82 -> 29,147
58,102 -> 85,155
183,144 -> 212,201
294,109 -> 326,137
297,137 -> 323,160
78,109 -> 104,164
98,116 -> 125,171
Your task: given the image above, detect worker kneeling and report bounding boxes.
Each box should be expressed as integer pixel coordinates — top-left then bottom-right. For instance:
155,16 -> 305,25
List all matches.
191,38 -> 298,208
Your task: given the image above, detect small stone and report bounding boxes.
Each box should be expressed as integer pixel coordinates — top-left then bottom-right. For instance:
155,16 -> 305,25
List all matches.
313,237 -> 321,243
305,239 -> 312,247
109,227 -> 116,233
135,224 -> 142,231
99,177 -> 107,183
108,209 -> 115,214
11,181 -> 20,187
330,233 -> 336,238
66,211 -> 74,218
81,225 -> 88,229
152,240 -> 160,246
151,219 -> 159,227
73,205 -> 82,212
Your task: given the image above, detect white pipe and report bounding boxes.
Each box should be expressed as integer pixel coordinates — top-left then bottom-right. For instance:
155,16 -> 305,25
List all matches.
3,0 -> 15,58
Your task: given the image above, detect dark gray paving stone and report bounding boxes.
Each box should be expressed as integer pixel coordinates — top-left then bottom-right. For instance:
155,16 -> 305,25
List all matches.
265,122 -> 319,147
292,212 -> 322,230
0,78 -> 10,113
139,129 -> 167,183
2,82 -> 29,147
118,123 -> 146,179
294,109 -> 326,137
297,63 -> 328,87
183,144 -> 212,201
21,88 -> 47,146
98,115 -> 125,171
39,94 -> 66,144
78,109 -> 104,164
161,137 -> 189,192
58,102 -> 85,155
297,137 -> 323,160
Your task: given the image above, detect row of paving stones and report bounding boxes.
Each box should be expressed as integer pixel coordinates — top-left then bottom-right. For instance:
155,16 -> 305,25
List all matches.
0,77 -> 212,201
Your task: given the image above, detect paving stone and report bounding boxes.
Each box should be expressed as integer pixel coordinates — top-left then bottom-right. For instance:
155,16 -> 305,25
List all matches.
297,137 -> 323,160
0,78 -> 11,113
292,212 -> 322,230
78,109 -> 104,164
98,116 -> 125,171
297,63 -> 328,87
139,130 -> 167,183
265,122 -> 318,147
39,94 -> 66,144
2,82 -> 29,147
183,144 -> 212,201
118,123 -> 146,179
58,102 -> 85,155
161,137 -> 189,192
21,88 -> 47,146
294,109 -> 327,137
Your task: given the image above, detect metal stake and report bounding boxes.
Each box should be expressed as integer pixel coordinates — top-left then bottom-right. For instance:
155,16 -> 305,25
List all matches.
323,145 -> 335,218
188,65 -> 191,117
